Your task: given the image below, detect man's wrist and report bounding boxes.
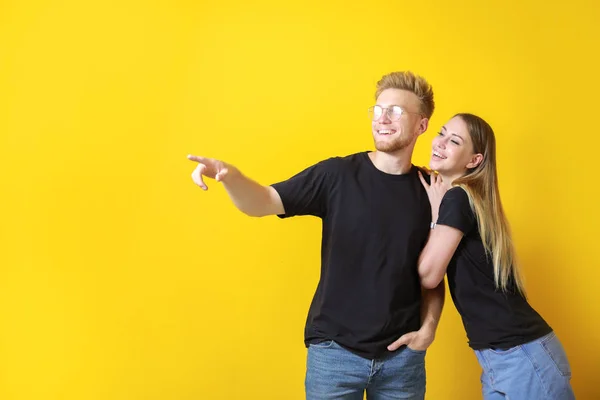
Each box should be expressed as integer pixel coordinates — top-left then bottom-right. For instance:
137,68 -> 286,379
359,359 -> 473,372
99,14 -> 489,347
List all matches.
420,318 -> 438,333
221,164 -> 239,183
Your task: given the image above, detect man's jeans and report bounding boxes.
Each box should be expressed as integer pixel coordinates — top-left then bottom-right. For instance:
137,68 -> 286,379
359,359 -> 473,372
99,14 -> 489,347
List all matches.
305,340 -> 426,400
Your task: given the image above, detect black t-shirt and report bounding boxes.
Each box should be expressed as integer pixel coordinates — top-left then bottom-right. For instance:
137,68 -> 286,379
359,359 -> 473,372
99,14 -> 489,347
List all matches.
437,187 -> 552,350
271,152 -> 431,359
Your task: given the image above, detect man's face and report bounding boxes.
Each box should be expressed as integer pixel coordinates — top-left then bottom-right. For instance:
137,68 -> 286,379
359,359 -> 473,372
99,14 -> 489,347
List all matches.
371,89 -> 427,153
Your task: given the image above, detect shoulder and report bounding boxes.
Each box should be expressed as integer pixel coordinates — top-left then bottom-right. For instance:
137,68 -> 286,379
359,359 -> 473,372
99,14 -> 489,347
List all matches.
338,151 -> 370,164
443,186 -> 470,202
415,167 -> 431,184
437,186 -> 476,232
440,186 -> 474,217
316,152 -> 368,171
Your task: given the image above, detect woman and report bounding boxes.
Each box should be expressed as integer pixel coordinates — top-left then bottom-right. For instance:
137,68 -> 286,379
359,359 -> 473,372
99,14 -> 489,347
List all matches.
417,113 -> 575,399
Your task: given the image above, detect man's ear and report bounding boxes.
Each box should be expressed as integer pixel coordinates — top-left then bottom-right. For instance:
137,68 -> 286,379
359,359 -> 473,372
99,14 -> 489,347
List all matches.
417,117 -> 429,136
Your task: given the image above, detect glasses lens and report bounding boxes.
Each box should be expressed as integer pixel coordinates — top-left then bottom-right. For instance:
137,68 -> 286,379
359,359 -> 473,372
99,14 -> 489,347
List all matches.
370,105 -> 383,120
390,106 -> 403,120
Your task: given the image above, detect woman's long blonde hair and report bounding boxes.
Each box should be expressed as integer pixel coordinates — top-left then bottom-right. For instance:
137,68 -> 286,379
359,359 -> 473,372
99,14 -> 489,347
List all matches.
452,113 -> 526,295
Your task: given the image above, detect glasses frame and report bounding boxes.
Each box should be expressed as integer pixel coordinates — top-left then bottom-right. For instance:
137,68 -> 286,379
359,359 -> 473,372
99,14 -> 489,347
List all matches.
368,105 -> 424,121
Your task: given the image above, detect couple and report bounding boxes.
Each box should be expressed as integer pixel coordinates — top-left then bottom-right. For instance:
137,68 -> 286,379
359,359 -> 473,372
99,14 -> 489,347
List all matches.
188,71 -> 574,399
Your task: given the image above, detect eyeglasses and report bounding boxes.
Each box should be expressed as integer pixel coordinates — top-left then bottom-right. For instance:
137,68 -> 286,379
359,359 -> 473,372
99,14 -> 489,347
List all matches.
368,105 -> 422,121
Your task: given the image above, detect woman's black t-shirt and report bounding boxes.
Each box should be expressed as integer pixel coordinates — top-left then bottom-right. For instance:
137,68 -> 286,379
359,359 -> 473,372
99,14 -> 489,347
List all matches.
437,187 -> 552,350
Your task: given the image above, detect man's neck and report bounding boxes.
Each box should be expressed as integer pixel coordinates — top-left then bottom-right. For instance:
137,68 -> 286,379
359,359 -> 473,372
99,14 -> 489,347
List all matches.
368,149 -> 414,175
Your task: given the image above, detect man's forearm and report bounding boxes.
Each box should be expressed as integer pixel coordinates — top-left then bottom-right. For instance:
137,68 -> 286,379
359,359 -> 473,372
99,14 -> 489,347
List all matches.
222,166 -> 284,217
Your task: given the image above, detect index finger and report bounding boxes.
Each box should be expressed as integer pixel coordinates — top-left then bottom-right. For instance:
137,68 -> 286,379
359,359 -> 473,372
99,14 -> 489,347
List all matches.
187,154 -> 206,163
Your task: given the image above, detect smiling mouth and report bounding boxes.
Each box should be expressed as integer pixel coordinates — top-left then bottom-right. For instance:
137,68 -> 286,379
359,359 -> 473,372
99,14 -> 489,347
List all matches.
377,129 -> 397,136
432,151 -> 446,159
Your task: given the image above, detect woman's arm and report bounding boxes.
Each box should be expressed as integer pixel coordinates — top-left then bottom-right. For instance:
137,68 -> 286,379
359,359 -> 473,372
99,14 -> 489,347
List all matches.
418,225 -> 463,288
417,171 -> 467,289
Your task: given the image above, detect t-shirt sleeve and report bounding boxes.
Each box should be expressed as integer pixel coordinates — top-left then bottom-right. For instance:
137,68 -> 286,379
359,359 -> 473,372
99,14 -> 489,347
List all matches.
436,187 -> 476,234
270,158 -> 336,218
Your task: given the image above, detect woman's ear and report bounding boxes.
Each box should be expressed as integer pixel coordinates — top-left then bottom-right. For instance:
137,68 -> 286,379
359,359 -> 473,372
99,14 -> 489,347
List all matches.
466,153 -> 484,169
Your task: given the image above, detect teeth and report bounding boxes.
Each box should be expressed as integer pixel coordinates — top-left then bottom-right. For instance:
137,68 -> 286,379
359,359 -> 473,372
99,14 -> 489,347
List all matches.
433,151 -> 446,159
378,130 -> 394,134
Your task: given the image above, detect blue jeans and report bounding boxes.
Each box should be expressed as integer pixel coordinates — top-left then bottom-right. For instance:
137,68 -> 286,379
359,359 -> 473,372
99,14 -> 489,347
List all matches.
474,331 -> 575,399
305,340 -> 426,400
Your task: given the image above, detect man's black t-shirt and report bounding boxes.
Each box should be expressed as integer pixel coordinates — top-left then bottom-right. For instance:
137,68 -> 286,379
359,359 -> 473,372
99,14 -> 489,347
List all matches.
437,187 -> 552,350
271,152 -> 431,359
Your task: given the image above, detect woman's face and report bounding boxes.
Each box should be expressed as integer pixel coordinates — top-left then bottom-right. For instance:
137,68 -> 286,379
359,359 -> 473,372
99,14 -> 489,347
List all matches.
429,116 -> 482,176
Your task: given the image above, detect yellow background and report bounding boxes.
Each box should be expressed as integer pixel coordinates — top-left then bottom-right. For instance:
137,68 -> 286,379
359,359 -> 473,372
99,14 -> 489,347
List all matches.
2,0 -> 599,399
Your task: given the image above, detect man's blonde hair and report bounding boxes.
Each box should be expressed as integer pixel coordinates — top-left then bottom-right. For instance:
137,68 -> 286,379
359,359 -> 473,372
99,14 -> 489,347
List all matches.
375,71 -> 435,119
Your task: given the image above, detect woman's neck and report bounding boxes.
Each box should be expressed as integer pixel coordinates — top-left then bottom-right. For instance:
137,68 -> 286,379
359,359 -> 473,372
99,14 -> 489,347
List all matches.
438,171 -> 465,185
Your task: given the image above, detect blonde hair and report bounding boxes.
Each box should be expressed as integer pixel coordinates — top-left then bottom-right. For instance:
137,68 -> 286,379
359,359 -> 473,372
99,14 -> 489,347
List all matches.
452,113 -> 526,295
375,71 -> 435,119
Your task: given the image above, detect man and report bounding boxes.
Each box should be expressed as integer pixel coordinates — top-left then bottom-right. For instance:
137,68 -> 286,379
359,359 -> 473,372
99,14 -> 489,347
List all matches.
188,71 -> 444,399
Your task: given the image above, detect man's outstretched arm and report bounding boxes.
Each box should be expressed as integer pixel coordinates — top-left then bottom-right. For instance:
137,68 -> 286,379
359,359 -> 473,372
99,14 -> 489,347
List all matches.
188,154 -> 284,217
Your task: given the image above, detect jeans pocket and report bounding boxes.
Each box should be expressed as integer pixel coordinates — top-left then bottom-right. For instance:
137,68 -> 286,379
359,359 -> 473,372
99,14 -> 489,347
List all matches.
309,340 -> 335,349
488,345 -> 521,355
540,332 -> 572,377
405,345 -> 427,355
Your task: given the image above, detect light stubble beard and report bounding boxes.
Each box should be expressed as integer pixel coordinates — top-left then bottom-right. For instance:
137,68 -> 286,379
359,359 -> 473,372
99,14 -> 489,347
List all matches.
373,131 -> 415,153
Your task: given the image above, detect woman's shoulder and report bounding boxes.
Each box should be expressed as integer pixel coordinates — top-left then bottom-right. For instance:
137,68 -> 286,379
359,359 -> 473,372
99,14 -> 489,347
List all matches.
443,186 -> 470,202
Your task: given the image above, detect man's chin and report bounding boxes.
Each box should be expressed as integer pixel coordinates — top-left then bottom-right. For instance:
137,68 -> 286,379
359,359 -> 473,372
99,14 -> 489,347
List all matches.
374,141 -> 410,153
